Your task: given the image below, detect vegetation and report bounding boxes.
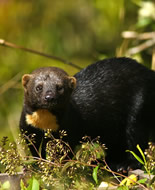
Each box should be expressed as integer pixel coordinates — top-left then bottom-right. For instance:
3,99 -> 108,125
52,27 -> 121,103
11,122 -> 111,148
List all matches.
0,131 -> 154,190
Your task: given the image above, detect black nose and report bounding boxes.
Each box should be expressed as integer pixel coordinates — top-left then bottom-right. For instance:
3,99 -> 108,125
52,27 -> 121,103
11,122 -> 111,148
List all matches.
45,92 -> 54,102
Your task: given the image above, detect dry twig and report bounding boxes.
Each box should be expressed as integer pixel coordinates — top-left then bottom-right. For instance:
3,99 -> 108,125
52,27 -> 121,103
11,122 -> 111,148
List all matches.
0,39 -> 82,70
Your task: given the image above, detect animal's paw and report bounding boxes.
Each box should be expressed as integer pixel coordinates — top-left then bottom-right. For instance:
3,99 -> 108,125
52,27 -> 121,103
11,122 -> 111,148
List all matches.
116,160 -> 141,174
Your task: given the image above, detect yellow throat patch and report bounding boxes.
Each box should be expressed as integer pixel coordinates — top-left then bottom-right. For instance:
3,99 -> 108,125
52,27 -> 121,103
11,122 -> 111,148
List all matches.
26,109 -> 59,131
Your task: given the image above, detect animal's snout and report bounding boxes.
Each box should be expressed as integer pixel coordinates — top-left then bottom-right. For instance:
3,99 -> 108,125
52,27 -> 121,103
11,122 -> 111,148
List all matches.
45,91 -> 54,102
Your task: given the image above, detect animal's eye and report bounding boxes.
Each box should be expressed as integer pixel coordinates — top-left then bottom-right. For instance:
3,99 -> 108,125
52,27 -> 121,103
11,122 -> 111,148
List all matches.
56,85 -> 64,93
36,85 -> 43,92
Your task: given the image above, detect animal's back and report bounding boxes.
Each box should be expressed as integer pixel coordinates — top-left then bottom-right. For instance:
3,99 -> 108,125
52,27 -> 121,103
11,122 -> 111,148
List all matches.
73,57 -> 155,124
65,57 -> 155,168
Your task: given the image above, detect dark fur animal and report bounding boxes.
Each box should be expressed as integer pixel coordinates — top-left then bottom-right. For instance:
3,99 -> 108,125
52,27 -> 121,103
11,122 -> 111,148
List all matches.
20,57 -> 155,171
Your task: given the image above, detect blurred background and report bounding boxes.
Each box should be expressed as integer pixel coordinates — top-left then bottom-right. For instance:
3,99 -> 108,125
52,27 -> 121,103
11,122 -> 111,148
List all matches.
0,0 -> 154,140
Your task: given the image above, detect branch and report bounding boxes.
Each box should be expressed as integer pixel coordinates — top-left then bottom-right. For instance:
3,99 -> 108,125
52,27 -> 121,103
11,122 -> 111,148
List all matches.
0,39 -> 82,70
122,31 -> 155,40
127,38 -> 155,55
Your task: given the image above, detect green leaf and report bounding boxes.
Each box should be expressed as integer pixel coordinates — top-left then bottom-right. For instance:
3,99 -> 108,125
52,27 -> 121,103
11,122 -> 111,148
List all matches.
136,144 -> 146,164
137,18 -> 152,28
92,165 -> 99,184
20,179 -> 27,190
1,181 -> 10,189
27,177 -> 39,190
137,178 -> 147,184
117,185 -> 129,190
32,178 -> 39,190
126,150 -> 144,165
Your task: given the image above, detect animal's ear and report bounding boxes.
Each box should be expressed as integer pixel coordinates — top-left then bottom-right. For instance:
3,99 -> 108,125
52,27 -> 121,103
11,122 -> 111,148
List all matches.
22,74 -> 32,89
68,76 -> 76,89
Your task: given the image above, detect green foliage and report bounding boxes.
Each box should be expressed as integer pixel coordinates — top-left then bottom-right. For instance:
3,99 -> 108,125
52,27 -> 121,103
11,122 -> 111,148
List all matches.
92,165 -> 99,184
145,142 -> 155,175
137,178 -> 147,184
127,143 -> 155,175
75,136 -> 106,164
0,132 -> 155,189
117,185 -> 129,190
0,137 -> 22,175
20,178 -> 40,190
0,131 -> 107,189
0,181 -> 10,190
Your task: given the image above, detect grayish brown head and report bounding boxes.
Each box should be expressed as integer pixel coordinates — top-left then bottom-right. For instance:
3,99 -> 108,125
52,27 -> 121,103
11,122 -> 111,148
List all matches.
22,67 -> 76,112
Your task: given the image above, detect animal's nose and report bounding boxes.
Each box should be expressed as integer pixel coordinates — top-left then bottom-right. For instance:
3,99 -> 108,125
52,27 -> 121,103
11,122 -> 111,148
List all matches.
45,91 -> 54,102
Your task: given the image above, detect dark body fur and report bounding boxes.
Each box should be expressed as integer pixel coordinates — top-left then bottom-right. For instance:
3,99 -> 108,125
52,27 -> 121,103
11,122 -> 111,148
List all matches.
20,57 -> 155,171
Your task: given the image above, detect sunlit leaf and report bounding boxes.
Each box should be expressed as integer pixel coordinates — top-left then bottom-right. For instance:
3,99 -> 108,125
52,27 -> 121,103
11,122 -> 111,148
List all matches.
136,144 -> 146,164
20,179 -> 27,190
27,177 -> 39,190
137,178 -> 147,184
92,165 -> 99,184
2,181 -> 10,189
126,150 -> 144,165
117,185 -> 129,190
120,174 -> 137,186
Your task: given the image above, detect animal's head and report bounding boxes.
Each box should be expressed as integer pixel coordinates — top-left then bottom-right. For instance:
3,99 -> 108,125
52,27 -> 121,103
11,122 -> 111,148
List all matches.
22,67 -> 76,112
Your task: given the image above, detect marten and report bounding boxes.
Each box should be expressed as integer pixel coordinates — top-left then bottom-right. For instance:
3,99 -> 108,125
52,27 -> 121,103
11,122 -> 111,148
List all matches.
20,57 -> 155,172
